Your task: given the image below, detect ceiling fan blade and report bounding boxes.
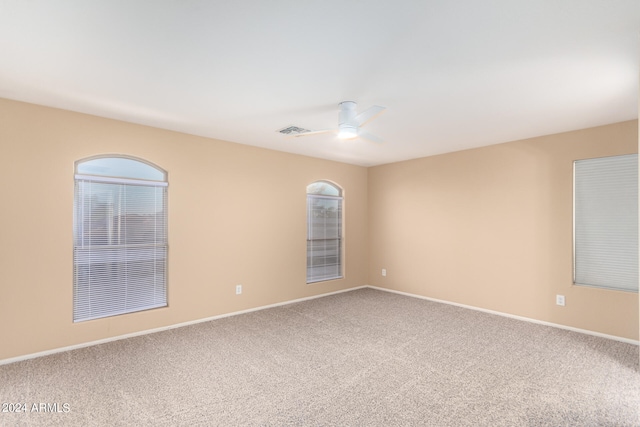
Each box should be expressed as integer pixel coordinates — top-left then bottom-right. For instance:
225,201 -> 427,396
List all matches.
287,129 -> 334,139
354,105 -> 386,127
358,130 -> 384,144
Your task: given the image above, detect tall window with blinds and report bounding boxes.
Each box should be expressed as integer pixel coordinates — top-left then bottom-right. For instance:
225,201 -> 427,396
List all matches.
307,181 -> 343,283
73,156 -> 168,322
574,154 -> 638,292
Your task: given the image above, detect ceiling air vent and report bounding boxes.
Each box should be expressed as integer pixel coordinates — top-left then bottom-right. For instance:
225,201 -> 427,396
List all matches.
277,125 -> 312,135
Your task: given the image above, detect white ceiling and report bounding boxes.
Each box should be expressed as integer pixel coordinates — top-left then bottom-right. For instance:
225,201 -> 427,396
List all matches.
0,1 -> 638,166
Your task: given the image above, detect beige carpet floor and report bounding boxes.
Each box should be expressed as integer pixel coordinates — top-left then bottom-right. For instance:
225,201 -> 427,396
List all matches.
1,287 -> 639,426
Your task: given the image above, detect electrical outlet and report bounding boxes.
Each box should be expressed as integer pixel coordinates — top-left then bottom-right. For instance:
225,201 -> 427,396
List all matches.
236,284 -> 242,295
382,268 -> 387,277
556,295 -> 565,306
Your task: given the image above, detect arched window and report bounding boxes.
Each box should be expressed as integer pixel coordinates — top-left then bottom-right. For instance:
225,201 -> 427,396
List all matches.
307,181 -> 343,283
73,156 -> 168,322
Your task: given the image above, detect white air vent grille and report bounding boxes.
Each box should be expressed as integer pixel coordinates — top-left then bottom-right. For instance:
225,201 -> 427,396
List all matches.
278,125 -> 312,135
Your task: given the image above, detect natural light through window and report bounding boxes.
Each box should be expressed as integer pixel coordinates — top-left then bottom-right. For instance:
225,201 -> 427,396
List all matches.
306,181 -> 343,283
73,155 -> 168,321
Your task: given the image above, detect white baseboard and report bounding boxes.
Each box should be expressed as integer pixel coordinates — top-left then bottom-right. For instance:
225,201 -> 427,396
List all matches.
0,286 -> 368,366
2,284 -> 636,366
368,285 -> 640,346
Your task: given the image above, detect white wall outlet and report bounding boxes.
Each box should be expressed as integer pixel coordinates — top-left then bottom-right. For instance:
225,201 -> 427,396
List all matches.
382,268 -> 387,277
556,295 -> 565,306
236,284 -> 242,295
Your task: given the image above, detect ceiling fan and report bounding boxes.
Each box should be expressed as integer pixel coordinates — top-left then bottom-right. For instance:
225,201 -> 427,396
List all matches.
288,101 -> 386,143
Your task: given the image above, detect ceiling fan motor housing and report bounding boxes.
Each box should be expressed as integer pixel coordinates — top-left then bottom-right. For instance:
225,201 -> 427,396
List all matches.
339,101 -> 357,125
338,101 -> 358,139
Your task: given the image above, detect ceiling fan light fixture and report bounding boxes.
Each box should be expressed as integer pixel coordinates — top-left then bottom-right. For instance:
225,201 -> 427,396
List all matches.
290,101 -> 385,143
337,124 -> 358,140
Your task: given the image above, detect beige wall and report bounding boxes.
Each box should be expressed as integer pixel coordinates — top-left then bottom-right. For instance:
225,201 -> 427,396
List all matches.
0,98 -> 369,360
368,120 -> 639,340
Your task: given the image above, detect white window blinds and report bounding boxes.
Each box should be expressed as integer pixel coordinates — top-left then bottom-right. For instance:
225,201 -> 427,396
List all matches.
574,154 -> 638,292
307,182 -> 343,283
73,157 -> 168,322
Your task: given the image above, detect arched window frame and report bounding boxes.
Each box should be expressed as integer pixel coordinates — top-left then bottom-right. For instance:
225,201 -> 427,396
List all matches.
73,155 -> 168,322
306,180 -> 343,283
